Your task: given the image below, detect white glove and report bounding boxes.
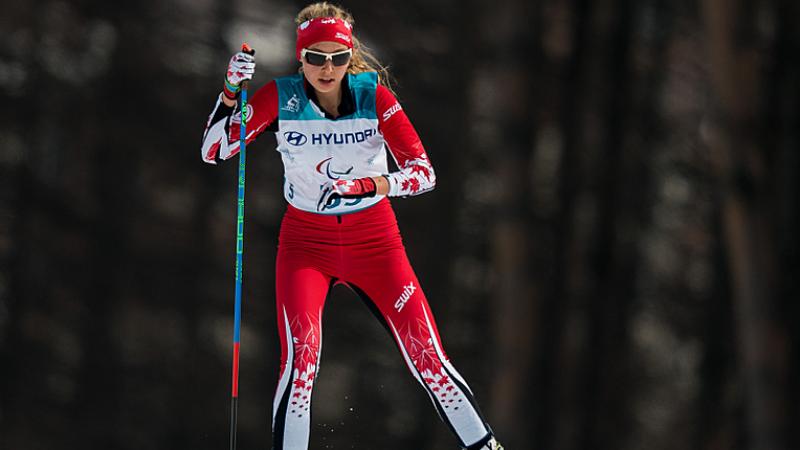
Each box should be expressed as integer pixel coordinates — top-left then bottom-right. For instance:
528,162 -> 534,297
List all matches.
223,51 -> 255,99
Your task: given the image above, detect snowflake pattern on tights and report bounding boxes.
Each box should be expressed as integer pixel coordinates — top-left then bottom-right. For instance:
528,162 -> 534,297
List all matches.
288,312 -> 320,418
401,319 -> 464,411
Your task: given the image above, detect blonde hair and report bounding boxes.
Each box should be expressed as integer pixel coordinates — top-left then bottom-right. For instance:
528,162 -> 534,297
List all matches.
295,2 -> 396,94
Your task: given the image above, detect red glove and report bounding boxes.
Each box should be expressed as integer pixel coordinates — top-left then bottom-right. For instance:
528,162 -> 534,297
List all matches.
317,177 -> 377,212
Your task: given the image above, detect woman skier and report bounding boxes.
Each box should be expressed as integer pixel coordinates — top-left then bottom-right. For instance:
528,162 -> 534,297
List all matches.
201,3 -> 504,449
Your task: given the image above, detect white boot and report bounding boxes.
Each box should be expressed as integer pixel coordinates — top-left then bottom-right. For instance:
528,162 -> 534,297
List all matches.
484,437 -> 504,450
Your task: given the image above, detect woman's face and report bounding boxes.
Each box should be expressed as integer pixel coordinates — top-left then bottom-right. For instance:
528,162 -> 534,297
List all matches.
301,41 -> 350,96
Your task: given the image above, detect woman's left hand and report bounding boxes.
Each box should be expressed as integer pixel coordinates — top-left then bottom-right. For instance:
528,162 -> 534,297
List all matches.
317,177 -> 377,212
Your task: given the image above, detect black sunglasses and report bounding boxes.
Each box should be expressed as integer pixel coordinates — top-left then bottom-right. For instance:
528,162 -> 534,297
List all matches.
301,48 -> 352,67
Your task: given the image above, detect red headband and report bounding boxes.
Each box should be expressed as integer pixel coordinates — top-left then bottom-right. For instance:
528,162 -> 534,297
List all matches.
296,17 -> 354,61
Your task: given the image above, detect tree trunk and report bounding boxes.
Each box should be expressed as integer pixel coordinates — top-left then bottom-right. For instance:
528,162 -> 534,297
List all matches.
702,1 -> 789,449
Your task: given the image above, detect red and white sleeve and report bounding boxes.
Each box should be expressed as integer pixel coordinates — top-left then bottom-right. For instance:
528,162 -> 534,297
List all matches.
200,81 -> 278,164
376,85 -> 436,197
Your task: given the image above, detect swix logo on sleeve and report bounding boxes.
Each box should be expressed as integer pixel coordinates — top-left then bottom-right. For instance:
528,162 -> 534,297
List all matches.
394,282 -> 417,312
382,103 -> 402,121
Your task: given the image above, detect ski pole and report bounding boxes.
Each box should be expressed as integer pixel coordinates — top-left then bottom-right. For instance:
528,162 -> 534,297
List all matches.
230,42 -> 254,450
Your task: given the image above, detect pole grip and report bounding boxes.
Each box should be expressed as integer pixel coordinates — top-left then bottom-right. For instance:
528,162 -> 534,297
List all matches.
240,42 -> 255,91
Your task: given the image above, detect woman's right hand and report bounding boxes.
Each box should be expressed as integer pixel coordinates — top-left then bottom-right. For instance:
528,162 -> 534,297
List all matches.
223,51 -> 256,100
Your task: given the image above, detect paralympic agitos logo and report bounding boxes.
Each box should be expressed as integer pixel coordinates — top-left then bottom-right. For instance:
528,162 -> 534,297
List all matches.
316,157 -> 353,180
283,128 -> 377,147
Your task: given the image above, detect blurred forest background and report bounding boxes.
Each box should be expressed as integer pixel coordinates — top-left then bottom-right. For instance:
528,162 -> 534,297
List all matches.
1,0 -> 798,449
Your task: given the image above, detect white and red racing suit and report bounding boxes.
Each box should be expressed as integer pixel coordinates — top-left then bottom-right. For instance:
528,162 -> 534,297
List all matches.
201,72 -> 495,450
